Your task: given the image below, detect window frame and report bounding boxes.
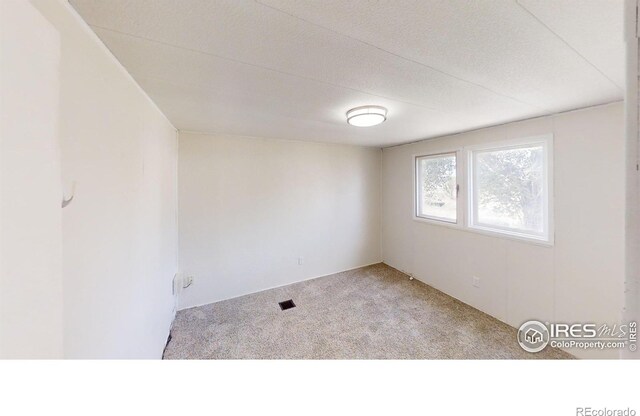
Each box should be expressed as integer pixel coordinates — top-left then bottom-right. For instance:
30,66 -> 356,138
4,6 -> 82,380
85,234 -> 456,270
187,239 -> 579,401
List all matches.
412,134 -> 554,246
414,151 -> 462,226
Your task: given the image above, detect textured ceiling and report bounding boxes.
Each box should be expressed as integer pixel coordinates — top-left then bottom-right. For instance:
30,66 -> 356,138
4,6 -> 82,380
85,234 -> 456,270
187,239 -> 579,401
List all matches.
69,0 -> 624,147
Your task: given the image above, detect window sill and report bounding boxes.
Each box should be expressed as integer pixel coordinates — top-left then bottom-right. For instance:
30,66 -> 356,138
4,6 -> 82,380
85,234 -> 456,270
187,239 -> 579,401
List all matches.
413,215 -> 461,230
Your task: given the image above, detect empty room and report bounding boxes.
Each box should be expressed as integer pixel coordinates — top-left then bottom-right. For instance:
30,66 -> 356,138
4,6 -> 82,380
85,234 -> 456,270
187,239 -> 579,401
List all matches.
1,0 -> 639,413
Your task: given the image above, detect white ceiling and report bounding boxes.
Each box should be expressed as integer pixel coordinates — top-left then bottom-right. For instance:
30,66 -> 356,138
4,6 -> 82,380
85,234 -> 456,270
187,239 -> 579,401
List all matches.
69,0 -> 624,147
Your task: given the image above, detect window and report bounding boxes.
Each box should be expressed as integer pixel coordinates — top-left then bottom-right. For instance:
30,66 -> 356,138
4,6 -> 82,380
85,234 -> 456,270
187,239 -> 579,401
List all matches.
413,135 -> 553,244
415,153 -> 457,223
468,136 -> 551,242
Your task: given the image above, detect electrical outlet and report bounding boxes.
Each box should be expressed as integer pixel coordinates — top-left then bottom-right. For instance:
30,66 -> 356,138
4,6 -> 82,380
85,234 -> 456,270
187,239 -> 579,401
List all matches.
472,276 -> 480,288
298,257 -> 304,265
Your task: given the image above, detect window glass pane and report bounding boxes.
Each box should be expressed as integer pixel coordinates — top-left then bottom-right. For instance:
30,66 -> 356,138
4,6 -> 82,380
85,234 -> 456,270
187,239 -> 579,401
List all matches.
474,145 -> 544,233
418,154 -> 457,222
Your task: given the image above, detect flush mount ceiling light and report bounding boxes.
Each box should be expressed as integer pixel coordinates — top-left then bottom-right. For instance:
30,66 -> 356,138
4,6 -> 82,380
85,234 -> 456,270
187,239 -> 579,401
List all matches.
346,105 -> 387,127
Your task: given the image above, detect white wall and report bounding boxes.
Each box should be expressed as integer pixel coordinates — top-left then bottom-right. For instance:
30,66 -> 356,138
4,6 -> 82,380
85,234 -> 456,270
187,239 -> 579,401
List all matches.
0,0 -> 64,358
178,133 -> 381,309
23,0 -> 178,358
382,103 -> 625,359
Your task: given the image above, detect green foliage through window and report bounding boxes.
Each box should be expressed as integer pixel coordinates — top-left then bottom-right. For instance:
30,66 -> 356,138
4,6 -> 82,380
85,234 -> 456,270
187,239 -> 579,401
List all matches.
474,145 -> 544,233
418,154 -> 456,222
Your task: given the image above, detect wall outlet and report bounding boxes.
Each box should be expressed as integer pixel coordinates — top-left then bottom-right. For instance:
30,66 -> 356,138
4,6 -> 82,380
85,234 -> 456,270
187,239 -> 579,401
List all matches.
298,257 -> 304,265
472,276 -> 481,288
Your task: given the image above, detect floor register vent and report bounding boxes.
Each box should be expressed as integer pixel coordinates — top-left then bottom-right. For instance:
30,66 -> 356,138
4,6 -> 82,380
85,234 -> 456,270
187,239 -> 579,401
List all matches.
279,299 -> 296,311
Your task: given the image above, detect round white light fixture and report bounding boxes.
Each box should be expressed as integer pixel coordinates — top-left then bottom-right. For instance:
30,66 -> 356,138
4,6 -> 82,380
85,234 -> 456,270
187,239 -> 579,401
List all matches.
346,105 -> 387,127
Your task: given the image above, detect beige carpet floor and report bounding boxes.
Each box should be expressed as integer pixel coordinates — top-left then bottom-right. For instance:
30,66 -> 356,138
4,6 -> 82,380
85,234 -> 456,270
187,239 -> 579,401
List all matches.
163,263 -> 572,359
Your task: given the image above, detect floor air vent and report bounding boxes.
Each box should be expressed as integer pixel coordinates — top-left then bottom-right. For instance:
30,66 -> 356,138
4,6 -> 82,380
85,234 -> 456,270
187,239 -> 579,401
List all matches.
279,299 -> 296,311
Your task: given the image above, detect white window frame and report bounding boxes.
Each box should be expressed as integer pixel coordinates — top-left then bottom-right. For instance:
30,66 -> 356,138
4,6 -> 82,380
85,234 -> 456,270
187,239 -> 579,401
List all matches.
467,135 -> 553,244
412,134 -> 554,246
414,151 -> 462,225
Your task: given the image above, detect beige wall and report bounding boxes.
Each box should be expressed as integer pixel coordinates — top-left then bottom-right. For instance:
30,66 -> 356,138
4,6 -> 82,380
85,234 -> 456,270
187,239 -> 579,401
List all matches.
381,103 -> 625,358
0,0 -> 64,358
23,0 -> 178,358
178,132 -> 381,309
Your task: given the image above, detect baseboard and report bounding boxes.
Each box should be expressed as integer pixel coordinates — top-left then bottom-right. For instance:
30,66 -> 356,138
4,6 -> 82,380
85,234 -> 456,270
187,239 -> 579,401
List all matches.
381,261 -> 587,359
177,261 -> 384,311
